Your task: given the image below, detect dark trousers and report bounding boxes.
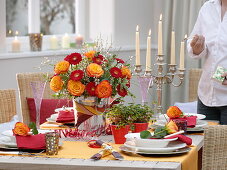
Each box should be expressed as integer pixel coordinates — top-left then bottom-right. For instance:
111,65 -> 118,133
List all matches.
197,98 -> 227,125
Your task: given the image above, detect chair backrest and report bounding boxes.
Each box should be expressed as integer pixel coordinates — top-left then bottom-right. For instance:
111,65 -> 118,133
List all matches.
0,89 -> 17,123
188,68 -> 202,102
202,125 -> 227,170
16,72 -> 54,125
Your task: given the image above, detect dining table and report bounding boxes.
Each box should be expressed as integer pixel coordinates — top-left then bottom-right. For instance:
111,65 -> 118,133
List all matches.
0,134 -> 204,170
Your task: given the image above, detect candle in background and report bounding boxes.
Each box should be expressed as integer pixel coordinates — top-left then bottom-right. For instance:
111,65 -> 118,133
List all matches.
179,34 -> 187,69
62,33 -> 70,49
28,0 -> 40,33
50,35 -> 58,50
146,29 -> 152,71
75,34 -> 84,46
170,31 -> 176,64
158,14 -> 163,55
135,25 -> 140,65
12,31 -> 21,52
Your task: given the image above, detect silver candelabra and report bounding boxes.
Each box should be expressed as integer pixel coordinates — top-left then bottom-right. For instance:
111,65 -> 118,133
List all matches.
134,54 -> 185,114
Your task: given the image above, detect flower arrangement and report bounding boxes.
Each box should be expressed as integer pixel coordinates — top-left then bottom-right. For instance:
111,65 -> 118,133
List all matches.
49,46 -> 133,104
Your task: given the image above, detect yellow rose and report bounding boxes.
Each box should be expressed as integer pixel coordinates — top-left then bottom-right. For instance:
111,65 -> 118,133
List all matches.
86,63 -> 104,78
121,66 -> 132,79
50,76 -> 63,92
54,61 -> 70,74
13,122 -> 30,136
67,80 -> 85,96
84,50 -> 96,60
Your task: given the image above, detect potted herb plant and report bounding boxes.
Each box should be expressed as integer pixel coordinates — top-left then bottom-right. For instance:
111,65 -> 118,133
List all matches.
129,103 -> 154,133
105,104 -> 133,144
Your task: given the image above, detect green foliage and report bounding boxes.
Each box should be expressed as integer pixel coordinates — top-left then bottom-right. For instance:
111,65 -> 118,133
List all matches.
28,122 -> 38,135
105,103 -> 154,128
128,104 -> 154,123
140,126 -> 168,139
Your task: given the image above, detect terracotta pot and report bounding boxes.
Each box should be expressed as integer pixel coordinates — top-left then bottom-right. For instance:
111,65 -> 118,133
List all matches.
110,125 -> 130,144
132,123 -> 149,133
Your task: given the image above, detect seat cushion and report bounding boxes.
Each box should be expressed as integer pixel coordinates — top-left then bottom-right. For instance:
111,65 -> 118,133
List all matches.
26,98 -> 73,124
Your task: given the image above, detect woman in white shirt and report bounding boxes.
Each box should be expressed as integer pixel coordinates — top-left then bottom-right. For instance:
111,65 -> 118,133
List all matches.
187,0 -> 227,124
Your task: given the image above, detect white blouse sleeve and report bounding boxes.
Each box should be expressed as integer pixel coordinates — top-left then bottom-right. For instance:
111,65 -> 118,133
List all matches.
187,7 -> 208,59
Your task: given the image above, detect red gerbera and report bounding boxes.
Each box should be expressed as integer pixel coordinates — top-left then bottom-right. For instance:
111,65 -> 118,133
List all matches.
86,82 -> 96,96
117,84 -> 128,97
110,67 -> 122,78
70,70 -> 84,81
92,55 -> 104,65
115,58 -> 125,64
64,53 -> 82,65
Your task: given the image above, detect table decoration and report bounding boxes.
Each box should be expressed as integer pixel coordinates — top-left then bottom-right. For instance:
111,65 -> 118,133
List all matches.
49,35 -> 58,50
90,140 -> 123,160
49,41 -> 133,133
134,16 -> 187,116
29,33 -> 43,51
12,31 -> 21,52
30,81 -> 46,129
45,132 -> 59,155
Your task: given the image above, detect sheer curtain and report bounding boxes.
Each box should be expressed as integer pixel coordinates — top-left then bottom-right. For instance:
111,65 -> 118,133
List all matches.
151,0 -> 206,112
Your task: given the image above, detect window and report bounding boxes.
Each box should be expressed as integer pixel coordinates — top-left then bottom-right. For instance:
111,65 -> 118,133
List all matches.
6,0 -> 28,37
40,0 -> 75,35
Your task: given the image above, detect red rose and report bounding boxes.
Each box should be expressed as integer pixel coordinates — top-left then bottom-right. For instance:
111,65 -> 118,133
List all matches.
92,55 -> 104,65
115,58 -> 125,64
117,84 -> 128,97
64,53 -> 82,65
86,82 -> 96,96
70,70 -> 84,81
110,67 -> 122,78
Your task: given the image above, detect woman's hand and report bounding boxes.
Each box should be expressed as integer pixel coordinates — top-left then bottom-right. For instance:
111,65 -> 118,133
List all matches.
190,35 -> 205,55
221,72 -> 227,85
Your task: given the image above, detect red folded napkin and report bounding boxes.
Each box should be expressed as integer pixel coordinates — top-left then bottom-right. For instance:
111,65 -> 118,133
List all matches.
15,134 -> 46,150
171,116 -> 197,128
186,116 -> 197,127
166,134 -> 192,145
56,110 -> 75,123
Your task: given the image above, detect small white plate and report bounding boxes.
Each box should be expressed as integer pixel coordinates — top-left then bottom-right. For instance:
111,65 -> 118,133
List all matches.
54,107 -> 74,113
159,113 -> 206,120
124,141 -> 186,153
0,136 -> 17,148
155,120 -> 208,128
120,145 -> 191,155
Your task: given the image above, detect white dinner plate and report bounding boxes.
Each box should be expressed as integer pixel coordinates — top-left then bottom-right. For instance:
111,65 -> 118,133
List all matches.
120,145 -> 191,155
159,113 -> 206,120
0,136 -> 17,148
54,107 -> 74,113
155,120 -> 208,128
124,141 -> 186,153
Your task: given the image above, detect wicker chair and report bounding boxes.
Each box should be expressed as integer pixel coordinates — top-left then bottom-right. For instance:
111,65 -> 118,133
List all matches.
0,89 -> 17,123
16,72 -> 54,125
202,125 -> 227,170
188,68 -> 202,102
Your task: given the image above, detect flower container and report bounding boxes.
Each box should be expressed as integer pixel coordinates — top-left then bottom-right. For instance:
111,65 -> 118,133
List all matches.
132,123 -> 149,133
111,125 -> 130,144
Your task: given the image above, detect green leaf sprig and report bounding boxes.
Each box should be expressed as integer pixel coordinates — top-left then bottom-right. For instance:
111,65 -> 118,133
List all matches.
28,122 -> 39,135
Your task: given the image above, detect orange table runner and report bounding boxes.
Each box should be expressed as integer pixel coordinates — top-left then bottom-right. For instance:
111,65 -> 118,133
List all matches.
46,141 -> 198,170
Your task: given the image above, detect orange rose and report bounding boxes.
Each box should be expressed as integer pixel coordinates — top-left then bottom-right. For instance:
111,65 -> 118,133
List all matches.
166,106 -> 183,118
86,63 -> 104,78
54,61 -> 70,74
50,76 -> 63,92
166,120 -> 178,134
121,66 -> 132,79
67,80 -> 85,96
84,50 -> 96,60
95,80 -> 112,98
13,122 -> 30,136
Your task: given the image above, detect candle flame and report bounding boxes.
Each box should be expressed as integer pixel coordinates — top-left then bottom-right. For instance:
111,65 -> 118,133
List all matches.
159,14 -> 162,21
136,25 -> 139,32
148,29 -> 151,36
8,30 -> 12,34
41,33 -> 43,37
184,34 -> 188,40
15,31 -> 19,36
